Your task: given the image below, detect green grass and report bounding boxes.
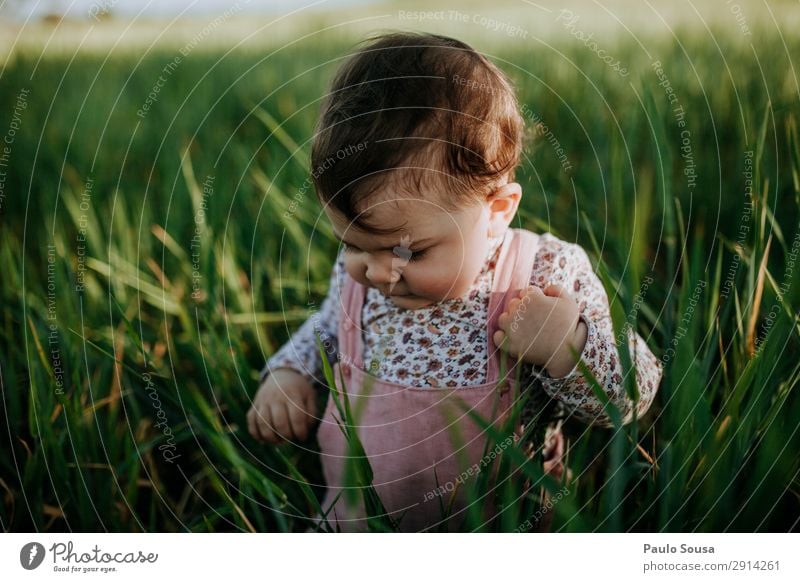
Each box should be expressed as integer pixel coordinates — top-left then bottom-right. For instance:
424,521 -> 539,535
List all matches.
1,23 -> 798,532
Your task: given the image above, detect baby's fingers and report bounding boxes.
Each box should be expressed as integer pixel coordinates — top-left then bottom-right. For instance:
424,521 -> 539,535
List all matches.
269,403 -> 293,443
493,329 -> 507,350
246,407 -> 259,441
543,283 -> 570,299
543,457 -> 565,481
497,311 -> 510,330
543,431 -> 564,461
249,405 -> 276,443
287,400 -> 312,442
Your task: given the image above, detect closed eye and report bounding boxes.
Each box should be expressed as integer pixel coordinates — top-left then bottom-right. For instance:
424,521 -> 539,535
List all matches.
407,248 -> 428,262
343,242 -> 429,261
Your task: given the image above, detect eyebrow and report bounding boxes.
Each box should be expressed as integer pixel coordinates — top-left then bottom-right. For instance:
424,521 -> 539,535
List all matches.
332,231 -> 437,250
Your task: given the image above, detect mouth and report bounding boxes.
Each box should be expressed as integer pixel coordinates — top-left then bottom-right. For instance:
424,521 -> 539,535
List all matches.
377,285 -> 408,297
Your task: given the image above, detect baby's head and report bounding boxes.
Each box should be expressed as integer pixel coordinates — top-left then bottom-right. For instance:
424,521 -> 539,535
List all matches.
312,32 -> 525,309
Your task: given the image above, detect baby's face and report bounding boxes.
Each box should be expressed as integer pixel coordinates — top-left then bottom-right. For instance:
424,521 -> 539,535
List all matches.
325,184 -> 519,310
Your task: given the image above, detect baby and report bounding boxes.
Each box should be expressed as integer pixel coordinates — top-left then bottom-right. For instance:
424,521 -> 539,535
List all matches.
247,32 -> 663,532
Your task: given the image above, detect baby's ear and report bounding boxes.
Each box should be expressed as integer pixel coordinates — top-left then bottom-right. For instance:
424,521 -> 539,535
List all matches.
486,182 -> 522,236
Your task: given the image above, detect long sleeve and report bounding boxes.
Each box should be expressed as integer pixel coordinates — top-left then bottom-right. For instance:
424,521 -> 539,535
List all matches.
259,249 -> 345,385
529,234 -> 662,428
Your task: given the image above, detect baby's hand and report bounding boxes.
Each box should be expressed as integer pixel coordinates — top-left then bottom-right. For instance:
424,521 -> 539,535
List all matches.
247,368 -> 318,444
493,284 -> 588,378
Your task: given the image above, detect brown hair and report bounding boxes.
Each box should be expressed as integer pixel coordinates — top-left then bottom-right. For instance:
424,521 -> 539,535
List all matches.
311,31 -> 524,235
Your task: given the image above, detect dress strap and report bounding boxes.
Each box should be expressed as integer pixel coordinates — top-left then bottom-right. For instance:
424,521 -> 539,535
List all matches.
338,264 -> 364,370
486,228 -> 540,383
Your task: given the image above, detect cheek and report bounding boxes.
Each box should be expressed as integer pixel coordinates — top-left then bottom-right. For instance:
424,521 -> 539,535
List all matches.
435,241 -> 486,291
407,255 -> 469,295
343,256 -> 363,281
407,267 -> 447,294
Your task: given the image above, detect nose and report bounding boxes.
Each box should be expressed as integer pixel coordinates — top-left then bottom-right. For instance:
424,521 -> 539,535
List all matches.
364,255 -> 400,287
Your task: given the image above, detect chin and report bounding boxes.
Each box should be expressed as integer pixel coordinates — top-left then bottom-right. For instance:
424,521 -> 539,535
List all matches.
389,295 -> 434,310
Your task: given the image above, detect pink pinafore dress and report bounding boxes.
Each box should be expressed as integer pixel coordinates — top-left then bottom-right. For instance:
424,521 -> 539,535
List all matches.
316,228 -> 560,532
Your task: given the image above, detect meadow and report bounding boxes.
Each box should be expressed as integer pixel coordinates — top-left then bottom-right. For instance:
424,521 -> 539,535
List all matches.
1,14 -> 799,532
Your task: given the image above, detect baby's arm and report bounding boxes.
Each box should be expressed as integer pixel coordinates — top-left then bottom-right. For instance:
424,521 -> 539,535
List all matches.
530,235 -> 662,428
259,249 -> 345,385
249,251 -> 345,444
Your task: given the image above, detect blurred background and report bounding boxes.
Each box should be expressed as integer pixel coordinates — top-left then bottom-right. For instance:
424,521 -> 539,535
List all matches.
1,0 -> 798,532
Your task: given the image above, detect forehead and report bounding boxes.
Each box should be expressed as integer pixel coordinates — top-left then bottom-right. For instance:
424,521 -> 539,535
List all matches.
326,195 -> 436,238
325,193 -> 478,244
325,156 -> 486,241
354,165 -> 471,220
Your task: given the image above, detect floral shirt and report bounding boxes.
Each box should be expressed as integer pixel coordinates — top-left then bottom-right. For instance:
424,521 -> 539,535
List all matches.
261,230 -> 662,428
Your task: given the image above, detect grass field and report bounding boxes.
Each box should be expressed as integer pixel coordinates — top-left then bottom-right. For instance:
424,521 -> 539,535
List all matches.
1,6 -> 799,532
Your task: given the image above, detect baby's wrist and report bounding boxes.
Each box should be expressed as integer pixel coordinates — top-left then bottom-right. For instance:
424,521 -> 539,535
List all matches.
545,319 -> 588,379
265,366 -> 309,383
